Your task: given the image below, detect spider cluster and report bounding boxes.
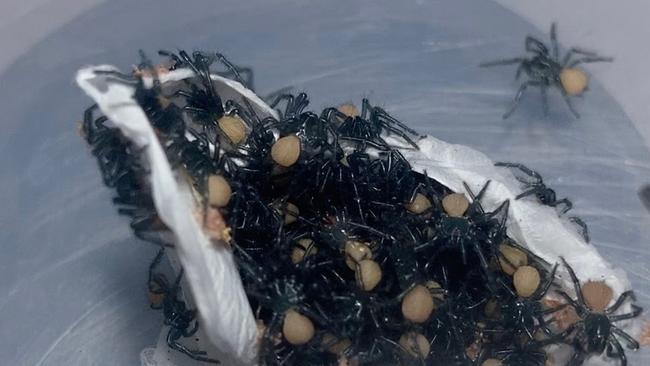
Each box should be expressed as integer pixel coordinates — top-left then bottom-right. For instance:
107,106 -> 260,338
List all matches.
80,50 -> 642,366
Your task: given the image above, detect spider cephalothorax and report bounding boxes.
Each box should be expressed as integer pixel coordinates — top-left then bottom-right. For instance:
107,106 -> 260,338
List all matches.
481,23 -> 612,118
559,257 -> 643,366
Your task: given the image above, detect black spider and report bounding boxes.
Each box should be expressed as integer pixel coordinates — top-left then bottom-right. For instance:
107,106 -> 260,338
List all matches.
558,257 -> 642,366
268,92 -> 310,120
322,98 -> 420,150
159,49 -> 255,91
487,263 -> 565,340
487,334 -> 567,366
481,23 -> 612,118
170,51 -> 226,134
147,249 -> 220,364
495,162 -> 591,242
246,277 -> 325,364
425,289 -> 484,365
495,162 -> 572,213
82,105 -> 168,244
95,51 -> 186,136
416,181 -> 510,288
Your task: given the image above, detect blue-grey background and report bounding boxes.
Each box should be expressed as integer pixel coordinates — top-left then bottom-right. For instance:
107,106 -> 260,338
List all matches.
1,0 -> 649,364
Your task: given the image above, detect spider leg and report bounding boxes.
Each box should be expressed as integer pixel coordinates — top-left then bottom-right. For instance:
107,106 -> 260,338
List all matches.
515,187 -> 539,200
541,83 -> 549,116
183,318 -> 200,337
495,162 -> 543,182
382,123 -> 420,149
562,92 -> 581,118
503,81 -> 542,119
292,92 -> 310,116
606,290 -> 636,314
219,66 -> 254,90
262,85 -> 293,105
608,305 -> 643,322
214,52 -> 247,85
472,240 -> 498,291
542,302 -> 569,316
158,49 -> 183,69
567,56 -> 614,68
268,93 -> 294,117
560,257 -> 587,307
172,89 -> 194,98
466,180 -> 491,202
478,57 -> 526,69
373,107 -> 420,136
557,290 -> 582,313
550,22 -> 559,61
608,335 -> 628,366
562,47 -> 609,66
321,106 -> 349,125
166,329 -> 219,363
549,198 -> 573,214
537,263 -> 559,298
611,325 -> 640,350
525,36 -> 549,54
94,69 -> 137,83
479,57 -> 526,67
568,216 -> 590,243
457,239 -> 468,266
567,341 -> 587,366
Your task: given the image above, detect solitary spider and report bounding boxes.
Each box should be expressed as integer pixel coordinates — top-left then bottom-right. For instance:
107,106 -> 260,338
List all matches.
481,23 -> 612,118
496,162 -> 572,213
559,257 -> 642,366
496,162 -> 591,243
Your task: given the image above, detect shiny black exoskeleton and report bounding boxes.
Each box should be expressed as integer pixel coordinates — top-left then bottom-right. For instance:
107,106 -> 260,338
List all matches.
495,162 -> 572,213
480,23 -> 612,118
488,263 -> 564,340
322,98 -> 420,150
559,257 -> 643,366
148,249 -> 219,364
416,181 -> 510,287
495,162 -> 592,243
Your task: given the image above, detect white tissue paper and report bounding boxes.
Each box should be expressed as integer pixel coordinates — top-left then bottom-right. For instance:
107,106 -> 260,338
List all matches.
77,65 -> 636,366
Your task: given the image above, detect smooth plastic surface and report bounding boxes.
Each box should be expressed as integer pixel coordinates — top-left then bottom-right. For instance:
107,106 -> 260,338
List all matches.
1,0 -> 649,365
